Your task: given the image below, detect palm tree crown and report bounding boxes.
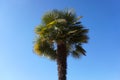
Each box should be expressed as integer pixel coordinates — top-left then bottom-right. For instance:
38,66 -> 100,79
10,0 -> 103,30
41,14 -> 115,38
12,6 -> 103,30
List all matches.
34,9 -> 88,60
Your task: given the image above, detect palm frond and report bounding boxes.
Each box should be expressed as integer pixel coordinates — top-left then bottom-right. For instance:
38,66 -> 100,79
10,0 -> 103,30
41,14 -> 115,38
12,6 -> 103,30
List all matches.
34,38 -> 57,60
34,25 -> 44,34
75,45 -> 86,56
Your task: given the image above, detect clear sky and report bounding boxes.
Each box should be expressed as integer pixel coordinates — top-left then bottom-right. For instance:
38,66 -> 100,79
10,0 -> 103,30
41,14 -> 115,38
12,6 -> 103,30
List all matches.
0,0 -> 120,80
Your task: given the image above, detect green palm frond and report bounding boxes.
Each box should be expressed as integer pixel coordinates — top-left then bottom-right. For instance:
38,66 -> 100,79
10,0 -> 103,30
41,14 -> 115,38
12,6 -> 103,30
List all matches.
35,25 -> 44,34
67,27 -> 89,44
62,9 -> 76,24
34,38 -> 56,60
70,44 -> 86,58
47,19 -> 67,28
42,9 -> 61,24
75,45 -> 86,56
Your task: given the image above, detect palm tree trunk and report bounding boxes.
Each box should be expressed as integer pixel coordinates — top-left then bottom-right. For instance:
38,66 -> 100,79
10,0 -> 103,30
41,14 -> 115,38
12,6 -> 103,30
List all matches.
57,41 -> 67,80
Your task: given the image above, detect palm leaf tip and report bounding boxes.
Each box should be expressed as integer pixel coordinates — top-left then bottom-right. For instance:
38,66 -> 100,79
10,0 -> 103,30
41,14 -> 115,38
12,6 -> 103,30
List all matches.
76,45 -> 86,56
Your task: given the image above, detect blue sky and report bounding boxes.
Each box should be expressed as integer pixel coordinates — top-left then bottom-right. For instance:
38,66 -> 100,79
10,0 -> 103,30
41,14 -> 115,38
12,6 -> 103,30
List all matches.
0,0 -> 120,80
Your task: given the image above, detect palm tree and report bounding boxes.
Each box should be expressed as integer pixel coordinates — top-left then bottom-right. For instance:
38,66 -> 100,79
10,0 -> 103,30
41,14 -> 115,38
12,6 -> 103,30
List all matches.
34,9 -> 89,80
